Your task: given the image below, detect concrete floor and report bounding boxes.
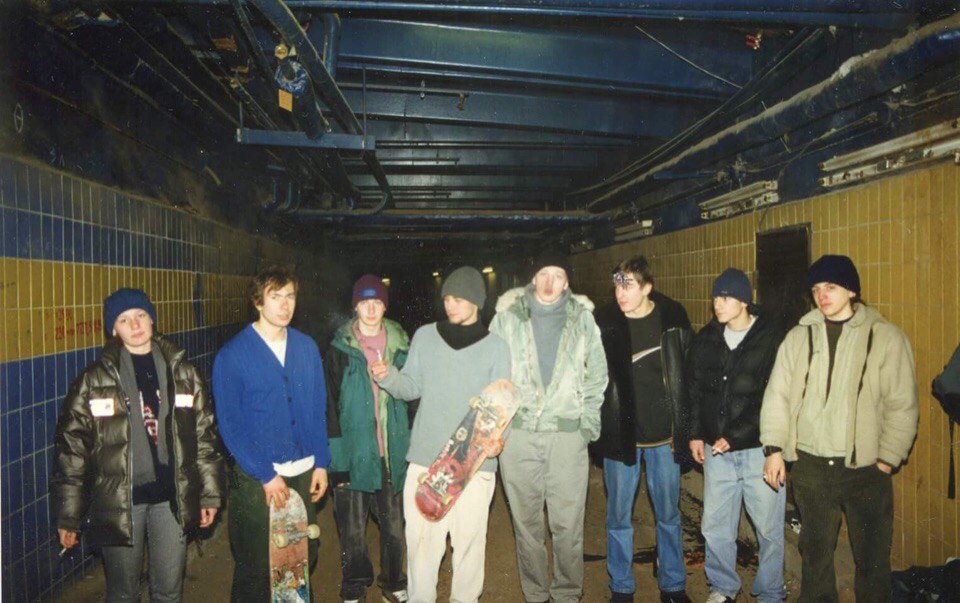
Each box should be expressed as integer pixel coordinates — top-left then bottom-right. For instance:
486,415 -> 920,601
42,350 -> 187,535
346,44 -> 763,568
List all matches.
59,464 -> 860,602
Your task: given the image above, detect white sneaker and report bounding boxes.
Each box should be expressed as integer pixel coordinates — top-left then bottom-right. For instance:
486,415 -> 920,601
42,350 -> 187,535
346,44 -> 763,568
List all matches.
705,592 -> 734,603
383,590 -> 409,603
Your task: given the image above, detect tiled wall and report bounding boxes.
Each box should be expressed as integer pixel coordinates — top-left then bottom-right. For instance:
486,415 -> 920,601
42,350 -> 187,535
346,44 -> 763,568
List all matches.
0,155 -> 333,601
572,161 -> 960,569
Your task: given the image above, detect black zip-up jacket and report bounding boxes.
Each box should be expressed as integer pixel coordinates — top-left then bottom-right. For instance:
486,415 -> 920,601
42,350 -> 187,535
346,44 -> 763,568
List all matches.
685,307 -> 784,451
51,336 -> 225,547
593,291 -> 693,465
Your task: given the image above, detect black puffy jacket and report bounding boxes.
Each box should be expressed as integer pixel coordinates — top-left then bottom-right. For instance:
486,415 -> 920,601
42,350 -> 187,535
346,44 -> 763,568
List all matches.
51,336 -> 225,547
594,291 -> 693,465
685,308 -> 784,451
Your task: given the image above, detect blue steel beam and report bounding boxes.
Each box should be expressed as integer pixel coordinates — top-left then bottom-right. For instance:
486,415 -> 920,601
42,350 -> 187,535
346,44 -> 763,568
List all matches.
335,19 -> 750,100
337,88 -> 710,139
236,127 -> 376,149
144,0 -> 925,28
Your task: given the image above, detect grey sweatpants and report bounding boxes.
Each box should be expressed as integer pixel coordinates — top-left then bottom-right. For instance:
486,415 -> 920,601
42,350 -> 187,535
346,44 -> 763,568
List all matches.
499,429 -> 589,603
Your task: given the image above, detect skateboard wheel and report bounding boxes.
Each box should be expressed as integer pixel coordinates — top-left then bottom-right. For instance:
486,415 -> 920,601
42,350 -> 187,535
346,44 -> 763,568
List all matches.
273,533 -> 288,548
307,524 -> 320,539
417,472 -> 427,485
441,494 -> 452,505
469,396 -> 481,409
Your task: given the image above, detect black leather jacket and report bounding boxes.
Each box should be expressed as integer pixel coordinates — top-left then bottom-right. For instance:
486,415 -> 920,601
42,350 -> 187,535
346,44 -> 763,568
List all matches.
51,336 -> 225,546
594,292 -> 693,465
685,308 -> 784,451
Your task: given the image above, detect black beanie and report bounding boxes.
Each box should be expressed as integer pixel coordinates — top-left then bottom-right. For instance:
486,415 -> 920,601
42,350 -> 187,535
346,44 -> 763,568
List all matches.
531,248 -> 572,278
806,254 -> 861,294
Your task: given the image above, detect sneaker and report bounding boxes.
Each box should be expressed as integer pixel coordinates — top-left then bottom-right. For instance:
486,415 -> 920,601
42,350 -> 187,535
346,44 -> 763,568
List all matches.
705,591 -> 735,603
610,591 -> 634,602
660,591 -> 692,603
382,589 -> 409,603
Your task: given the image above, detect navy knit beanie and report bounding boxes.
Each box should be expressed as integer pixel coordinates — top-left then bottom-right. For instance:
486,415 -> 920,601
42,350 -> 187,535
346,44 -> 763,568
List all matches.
103,288 -> 157,337
806,254 -> 861,294
712,268 -> 752,304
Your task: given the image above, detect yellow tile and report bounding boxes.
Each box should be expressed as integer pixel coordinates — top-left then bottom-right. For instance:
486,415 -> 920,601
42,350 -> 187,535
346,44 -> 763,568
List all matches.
1,257 -> 15,310
2,309 -> 19,362
16,259 -> 31,309
41,308 -> 56,356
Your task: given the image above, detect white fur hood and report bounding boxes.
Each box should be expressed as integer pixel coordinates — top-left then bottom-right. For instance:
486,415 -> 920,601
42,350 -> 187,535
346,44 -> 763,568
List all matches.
494,285 -> 595,314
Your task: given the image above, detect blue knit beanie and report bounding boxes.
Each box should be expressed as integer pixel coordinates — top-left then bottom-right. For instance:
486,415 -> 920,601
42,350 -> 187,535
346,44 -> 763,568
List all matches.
712,268 -> 752,304
103,288 -> 157,337
806,255 -> 861,294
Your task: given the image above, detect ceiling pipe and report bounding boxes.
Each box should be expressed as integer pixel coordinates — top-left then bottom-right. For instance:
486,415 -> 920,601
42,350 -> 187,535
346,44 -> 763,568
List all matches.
589,11 -> 960,212
249,0 -> 391,205
248,1 -> 918,29
292,209 -> 609,225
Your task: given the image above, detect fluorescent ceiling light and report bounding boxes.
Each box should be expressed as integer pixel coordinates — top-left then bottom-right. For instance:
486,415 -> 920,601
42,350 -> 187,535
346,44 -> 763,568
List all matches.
698,181 -> 779,220
613,219 -> 655,243
821,117 -> 960,188
482,267 -> 494,274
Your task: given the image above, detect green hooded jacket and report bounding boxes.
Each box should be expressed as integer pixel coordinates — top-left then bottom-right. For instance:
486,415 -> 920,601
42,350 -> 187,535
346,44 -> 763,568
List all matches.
324,318 -> 411,493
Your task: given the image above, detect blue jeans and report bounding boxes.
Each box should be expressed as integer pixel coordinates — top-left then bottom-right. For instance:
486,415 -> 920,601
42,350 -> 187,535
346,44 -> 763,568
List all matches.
604,444 -> 684,595
102,502 -> 187,602
702,447 -> 786,602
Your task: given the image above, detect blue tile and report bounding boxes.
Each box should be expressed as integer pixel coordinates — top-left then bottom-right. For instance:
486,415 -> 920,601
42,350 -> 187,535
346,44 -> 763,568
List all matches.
46,400 -> 59,444
62,177 -> 75,219
8,459 -> 22,512
33,405 -> 47,453
89,185 -> 101,224
29,213 -> 43,259
8,510 -> 23,559
43,356 -> 56,402
13,163 -> 28,210
6,411 -> 21,461
50,173 -> 63,217
1,464 -> 9,518
16,210 -> 30,257
41,216 -> 53,260
100,190 -> 115,228
106,229 -> 116,265
0,158 -> 14,208
63,219 -> 74,262
51,217 -> 64,261
24,549 -> 39,600
32,357 -> 45,408
38,542 -> 54,589
82,223 -> 93,264
55,354 -> 66,399
35,454 -> 48,500
2,208 -> 16,257
38,170 -> 52,215
91,225 -> 101,265
20,406 -> 34,459
1,363 -> 11,414
26,165 -> 40,211
21,455 -> 35,507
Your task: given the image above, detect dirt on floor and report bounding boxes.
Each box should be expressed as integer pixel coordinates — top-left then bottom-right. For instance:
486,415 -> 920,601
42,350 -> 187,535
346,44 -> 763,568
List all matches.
58,463 -> 852,602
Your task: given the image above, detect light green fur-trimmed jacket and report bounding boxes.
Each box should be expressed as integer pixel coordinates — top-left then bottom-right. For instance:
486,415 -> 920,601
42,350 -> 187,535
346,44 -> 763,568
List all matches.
490,286 -> 608,443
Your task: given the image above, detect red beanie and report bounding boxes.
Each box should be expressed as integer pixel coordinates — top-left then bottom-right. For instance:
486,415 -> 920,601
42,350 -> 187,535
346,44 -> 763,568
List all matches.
352,274 -> 388,308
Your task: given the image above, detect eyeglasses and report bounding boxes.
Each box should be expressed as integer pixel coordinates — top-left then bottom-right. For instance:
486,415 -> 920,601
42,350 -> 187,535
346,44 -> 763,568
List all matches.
612,272 -> 639,288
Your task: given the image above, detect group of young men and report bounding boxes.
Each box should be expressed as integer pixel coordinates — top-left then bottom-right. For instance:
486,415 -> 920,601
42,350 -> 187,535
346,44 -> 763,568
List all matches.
51,249 -> 918,603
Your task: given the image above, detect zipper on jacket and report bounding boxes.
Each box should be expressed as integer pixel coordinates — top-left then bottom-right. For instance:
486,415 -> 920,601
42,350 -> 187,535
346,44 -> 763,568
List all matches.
108,364 -> 136,532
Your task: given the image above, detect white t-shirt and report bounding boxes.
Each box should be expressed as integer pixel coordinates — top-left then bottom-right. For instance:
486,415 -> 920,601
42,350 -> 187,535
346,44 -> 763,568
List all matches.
723,315 -> 756,350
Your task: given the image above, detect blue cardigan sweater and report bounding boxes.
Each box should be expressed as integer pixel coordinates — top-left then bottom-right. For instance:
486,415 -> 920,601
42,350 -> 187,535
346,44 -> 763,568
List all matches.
213,324 -> 331,483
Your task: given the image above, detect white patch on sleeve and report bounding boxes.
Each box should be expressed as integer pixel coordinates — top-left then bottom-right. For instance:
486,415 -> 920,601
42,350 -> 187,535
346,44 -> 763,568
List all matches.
175,394 -> 195,408
89,398 -> 116,417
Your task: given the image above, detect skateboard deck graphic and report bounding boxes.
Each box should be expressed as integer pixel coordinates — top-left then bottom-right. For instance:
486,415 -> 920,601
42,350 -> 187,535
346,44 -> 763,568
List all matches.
415,379 -> 517,521
269,489 -> 320,603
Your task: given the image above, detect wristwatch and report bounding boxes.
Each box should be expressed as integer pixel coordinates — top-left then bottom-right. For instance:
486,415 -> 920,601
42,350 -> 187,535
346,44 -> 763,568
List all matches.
762,446 -> 782,457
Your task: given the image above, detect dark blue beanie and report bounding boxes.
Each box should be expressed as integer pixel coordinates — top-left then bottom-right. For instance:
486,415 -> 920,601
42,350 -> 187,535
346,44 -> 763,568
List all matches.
806,255 -> 860,294
103,288 -> 157,337
711,268 -> 752,304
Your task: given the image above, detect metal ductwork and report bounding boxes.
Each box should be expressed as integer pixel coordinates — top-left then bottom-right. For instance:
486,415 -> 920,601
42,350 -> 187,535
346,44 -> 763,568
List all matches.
589,12 -> 960,211
293,209 -> 609,225
249,0 -> 391,205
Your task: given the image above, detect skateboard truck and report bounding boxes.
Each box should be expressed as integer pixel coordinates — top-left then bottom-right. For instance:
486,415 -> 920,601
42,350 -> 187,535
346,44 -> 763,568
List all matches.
272,524 -> 321,548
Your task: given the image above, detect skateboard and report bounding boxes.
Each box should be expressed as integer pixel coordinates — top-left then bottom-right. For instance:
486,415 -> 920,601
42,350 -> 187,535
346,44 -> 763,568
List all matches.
269,489 -> 320,603
415,379 -> 517,521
